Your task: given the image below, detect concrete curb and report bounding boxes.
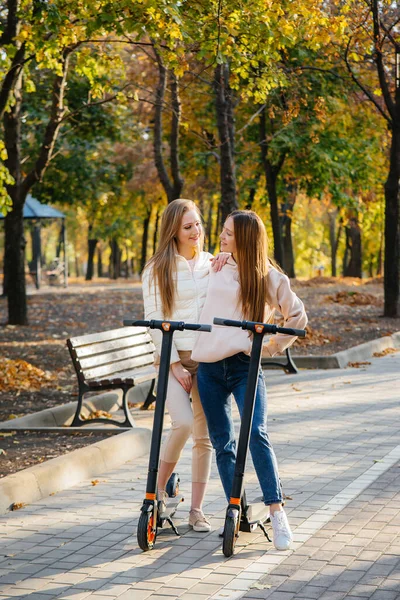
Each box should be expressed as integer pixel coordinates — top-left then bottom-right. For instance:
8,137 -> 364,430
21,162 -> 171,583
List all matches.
0,381 -> 152,430
262,331 -> 400,370
0,427 -> 151,514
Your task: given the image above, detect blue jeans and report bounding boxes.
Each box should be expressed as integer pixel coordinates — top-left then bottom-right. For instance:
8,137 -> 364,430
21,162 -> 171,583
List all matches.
197,353 -> 282,505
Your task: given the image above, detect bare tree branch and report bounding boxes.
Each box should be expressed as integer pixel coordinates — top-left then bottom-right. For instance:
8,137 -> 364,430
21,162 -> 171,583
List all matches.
22,46 -> 76,195
371,0 -> 396,119
344,35 -> 391,124
152,45 -> 174,202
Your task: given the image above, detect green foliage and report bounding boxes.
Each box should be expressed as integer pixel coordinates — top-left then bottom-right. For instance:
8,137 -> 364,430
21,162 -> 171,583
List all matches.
0,141 -> 14,215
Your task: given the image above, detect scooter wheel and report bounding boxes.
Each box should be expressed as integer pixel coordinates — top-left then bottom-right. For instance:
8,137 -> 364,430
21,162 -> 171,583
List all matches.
137,510 -> 157,551
222,515 -> 238,558
166,472 -> 180,498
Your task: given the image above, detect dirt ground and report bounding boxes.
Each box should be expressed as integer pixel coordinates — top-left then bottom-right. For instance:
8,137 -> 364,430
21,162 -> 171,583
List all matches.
1,276 -> 399,479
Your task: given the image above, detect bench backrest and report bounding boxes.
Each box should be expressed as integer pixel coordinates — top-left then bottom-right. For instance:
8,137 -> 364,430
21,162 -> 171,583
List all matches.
67,327 -> 155,383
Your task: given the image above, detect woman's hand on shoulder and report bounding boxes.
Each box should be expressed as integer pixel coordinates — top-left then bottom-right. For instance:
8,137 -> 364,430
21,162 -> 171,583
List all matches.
171,361 -> 192,393
210,252 -> 231,272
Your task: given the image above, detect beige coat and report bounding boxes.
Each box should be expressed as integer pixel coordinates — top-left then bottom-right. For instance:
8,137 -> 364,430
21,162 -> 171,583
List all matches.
191,258 -> 308,362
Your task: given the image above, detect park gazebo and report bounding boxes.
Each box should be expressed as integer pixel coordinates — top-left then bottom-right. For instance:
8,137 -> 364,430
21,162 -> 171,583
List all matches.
0,194 -> 68,289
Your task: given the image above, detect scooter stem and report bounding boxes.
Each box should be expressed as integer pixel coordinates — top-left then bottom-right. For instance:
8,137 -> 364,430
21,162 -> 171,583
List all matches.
145,329 -> 174,496
229,331 -> 264,502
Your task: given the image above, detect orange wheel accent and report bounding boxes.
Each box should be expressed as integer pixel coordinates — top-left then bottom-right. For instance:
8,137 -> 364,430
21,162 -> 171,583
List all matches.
230,497 -> 241,506
147,514 -> 156,544
145,492 -> 156,500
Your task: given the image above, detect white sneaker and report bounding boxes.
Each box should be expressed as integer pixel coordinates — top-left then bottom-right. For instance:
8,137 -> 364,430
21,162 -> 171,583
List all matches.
189,509 -> 211,532
218,525 -> 224,537
270,509 -> 293,550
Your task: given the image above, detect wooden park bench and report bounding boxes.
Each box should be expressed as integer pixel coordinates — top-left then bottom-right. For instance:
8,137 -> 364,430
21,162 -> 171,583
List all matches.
67,327 -> 157,427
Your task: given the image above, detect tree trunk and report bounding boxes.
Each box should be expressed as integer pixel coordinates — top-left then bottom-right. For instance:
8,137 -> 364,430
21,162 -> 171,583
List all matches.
214,63 -> 237,227
3,45 -> 73,324
153,206 -> 160,254
153,47 -> 183,203
328,211 -> 342,277
140,208 -> 151,274
245,187 -> 257,210
86,230 -> 97,281
109,239 -> 121,279
383,127 -> 400,316
74,249 -> 81,277
169,71 -> 184,200
4,201 -> 26,322
281,187 -> 296,277
30,223 -> 42,289
3,64 -> 27,323
97,246 -> 103,278
124,244 -> 130,278
206,201 -> 213,252
259,105 -> 285,268
343,216 -> 362,278
281,209 -> 295,278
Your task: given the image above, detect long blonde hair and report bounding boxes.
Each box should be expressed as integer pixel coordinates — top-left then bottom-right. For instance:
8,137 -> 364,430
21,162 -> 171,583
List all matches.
145,199 -> 204,317
229,210 -> 273,323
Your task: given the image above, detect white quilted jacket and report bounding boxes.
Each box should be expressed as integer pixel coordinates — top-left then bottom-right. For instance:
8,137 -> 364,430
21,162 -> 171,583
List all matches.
141,251 -> 213,364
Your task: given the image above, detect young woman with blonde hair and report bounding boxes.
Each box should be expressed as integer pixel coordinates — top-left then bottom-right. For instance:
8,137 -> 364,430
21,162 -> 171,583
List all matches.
192,209 -> 307,549
142,198 -> 226,532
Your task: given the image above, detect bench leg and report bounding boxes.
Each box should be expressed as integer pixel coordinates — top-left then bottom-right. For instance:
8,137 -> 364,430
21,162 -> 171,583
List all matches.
121,386 -> 136,428
142,379 -> 156,411
71,387 -> 86,427
284,349 -> 298,374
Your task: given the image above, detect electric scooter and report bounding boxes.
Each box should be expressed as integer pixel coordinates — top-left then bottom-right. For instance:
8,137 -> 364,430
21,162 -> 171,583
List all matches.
212,317 -> 306,557
123,318 -> 212,552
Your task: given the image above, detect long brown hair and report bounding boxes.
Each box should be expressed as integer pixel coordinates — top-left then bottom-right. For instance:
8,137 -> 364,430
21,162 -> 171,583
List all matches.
229,210 -> 272,323
144,199 -> 204,317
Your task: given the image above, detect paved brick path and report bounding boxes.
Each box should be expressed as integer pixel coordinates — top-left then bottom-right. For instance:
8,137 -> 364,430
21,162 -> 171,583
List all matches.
0,352 -> 399,600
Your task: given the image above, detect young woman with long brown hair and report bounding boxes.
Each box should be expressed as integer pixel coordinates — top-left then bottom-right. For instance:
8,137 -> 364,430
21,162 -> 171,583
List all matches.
192,209 -> 307,549
142,198 -> 226,532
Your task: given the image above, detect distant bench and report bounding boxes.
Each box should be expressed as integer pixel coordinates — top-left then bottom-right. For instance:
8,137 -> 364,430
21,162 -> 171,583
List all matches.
262,348 -> 298,374
67,327 -> 157,427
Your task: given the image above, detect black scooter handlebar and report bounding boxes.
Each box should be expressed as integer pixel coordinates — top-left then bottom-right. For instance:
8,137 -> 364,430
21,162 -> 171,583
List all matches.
213,317 -> 306,338
123,318 -> 212,333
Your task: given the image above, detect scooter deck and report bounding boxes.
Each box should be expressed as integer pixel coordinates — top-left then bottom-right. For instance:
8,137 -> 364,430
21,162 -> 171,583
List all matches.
158,495 -> 184,523
245,501 -> 270,524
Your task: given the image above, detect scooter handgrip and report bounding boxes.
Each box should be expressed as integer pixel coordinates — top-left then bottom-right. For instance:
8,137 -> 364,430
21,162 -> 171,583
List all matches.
123,319 -> 150,327
184,323 -> 212,332
276,326 -> 306,338
213,317 -> 241,327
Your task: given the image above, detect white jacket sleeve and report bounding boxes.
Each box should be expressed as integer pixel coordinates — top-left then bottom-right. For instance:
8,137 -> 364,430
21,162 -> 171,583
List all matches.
262,269 -> 308,357
141,267 -> 180,364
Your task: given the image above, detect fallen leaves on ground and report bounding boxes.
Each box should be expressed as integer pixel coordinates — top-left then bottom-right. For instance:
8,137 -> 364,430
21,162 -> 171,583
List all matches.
296,325 -> 341,347
10,502 -> 26,511
128,401 -> 155,411
81,410 -> 113,420
348,361 -> 371,368
250,583 -> 272,590
0,357 -> 56,392
325,291 -> 381,306
373,348 -> 398,358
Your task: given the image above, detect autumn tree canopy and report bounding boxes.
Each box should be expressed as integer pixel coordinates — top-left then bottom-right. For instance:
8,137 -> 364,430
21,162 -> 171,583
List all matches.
0,0 -> 397,322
